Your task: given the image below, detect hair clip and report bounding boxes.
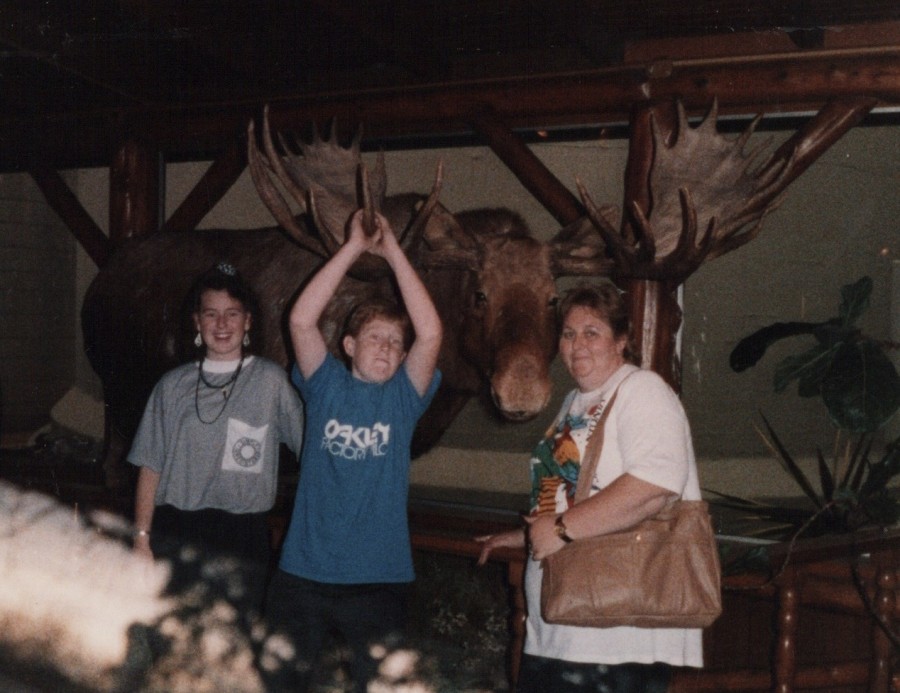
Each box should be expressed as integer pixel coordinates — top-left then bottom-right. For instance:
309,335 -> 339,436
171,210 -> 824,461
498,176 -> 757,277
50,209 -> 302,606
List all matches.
216,262 -> 237,276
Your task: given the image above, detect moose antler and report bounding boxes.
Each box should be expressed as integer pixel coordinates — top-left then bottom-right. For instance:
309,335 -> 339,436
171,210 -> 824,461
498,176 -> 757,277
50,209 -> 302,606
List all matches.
247,117 -> 327,257
576,97 -> 876,282
248,106 -> 443,277
248,105 -> 386,253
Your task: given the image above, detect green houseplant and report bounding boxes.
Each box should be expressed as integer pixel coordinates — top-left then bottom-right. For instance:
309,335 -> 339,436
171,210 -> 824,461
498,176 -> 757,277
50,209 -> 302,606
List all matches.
718,276 -> 900,539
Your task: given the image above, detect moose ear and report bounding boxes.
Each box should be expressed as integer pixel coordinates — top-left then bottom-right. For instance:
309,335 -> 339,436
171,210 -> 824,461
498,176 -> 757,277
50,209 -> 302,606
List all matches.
551,215 -> 614,250
423,204 -> 477,251
549,216 -> 615,277
413,204 -> 481,272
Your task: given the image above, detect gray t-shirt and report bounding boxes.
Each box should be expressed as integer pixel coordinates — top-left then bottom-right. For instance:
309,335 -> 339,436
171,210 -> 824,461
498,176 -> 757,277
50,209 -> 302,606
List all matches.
128,356 -> 304,513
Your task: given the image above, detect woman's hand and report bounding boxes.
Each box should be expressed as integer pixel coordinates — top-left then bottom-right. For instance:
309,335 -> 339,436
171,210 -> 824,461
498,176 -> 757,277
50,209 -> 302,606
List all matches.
475,528 -> 526,566
523,514 -> 567,560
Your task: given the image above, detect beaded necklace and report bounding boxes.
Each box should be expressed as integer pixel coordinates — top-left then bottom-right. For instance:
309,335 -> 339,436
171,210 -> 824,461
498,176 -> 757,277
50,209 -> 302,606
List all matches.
194,357 -> 244,424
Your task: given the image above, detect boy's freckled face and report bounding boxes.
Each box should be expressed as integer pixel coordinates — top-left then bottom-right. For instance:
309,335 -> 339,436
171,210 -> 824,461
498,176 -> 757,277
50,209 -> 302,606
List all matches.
343,317 -> 407,384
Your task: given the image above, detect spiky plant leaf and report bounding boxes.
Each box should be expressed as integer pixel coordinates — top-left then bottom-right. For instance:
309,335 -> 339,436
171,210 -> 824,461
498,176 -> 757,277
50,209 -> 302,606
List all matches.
702,488 -> 768,508
849,450 -> 868,493
859,437 -> 900,497
838,434 -> 873,488
758,414 -> 823,508
838,275 -> 872,327
816,448 -> 834,501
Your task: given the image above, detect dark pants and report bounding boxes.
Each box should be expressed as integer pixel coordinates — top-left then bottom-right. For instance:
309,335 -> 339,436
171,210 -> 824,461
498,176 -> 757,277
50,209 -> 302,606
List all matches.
150,504 -> 271,613
261,569 -> 410,693
516,654 -> 671,693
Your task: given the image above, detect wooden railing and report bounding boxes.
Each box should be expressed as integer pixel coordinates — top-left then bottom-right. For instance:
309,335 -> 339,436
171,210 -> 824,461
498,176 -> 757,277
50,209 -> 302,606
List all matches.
674,529 -> 900,693
408,500 -> 527,689
408,499 -> 900,693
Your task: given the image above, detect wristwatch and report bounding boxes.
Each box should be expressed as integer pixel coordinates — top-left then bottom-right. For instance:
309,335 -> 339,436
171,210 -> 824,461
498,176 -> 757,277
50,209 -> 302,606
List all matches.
554,515 -> 574,543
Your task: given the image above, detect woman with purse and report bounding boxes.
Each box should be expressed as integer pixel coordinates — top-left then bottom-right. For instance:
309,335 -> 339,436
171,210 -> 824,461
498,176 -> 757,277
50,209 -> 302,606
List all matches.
477,282 -> 706,693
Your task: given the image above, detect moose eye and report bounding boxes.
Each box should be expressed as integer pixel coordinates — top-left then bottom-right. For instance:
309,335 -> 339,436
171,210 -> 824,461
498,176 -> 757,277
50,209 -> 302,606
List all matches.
548,296 -> 559,309
474,291 -> 487,306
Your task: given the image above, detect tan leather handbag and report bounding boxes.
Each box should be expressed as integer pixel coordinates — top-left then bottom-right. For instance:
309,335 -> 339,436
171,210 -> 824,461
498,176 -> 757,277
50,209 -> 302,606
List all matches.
540,384 -> 722,628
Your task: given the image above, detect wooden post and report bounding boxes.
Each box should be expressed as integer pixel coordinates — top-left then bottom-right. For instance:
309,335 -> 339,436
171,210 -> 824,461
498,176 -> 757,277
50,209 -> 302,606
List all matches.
109,137 -> 161,243
103,135 -> 161,489
774,575 -> 800,693
870,564 -> 896,692
620,103 -> 683,390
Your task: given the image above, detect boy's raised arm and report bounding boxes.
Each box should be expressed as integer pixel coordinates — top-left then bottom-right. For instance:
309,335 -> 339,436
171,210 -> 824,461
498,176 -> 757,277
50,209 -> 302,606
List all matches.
374,215 -> 443,396
289,215 -> 377,379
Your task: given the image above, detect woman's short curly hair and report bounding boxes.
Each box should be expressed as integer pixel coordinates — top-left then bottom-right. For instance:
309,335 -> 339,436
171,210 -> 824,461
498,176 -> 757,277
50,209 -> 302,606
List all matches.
557,282 -> 640,365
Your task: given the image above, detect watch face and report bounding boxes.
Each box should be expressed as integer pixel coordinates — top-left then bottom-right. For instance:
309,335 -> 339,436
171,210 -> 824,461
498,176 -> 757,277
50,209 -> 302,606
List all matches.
555,517 -> 572,542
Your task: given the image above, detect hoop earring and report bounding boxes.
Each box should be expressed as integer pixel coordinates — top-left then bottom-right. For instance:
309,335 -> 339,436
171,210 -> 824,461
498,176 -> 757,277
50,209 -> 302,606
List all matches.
194,332 -> 203,348
242,333 -> 250,347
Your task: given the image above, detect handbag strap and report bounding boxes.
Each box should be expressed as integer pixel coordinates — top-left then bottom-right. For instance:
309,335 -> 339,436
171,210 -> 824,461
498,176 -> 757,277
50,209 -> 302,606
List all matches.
573,371 -> 633,504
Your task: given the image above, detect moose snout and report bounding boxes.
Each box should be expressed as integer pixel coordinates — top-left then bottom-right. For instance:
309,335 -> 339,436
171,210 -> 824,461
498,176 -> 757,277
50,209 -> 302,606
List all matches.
490,353 -> 552,421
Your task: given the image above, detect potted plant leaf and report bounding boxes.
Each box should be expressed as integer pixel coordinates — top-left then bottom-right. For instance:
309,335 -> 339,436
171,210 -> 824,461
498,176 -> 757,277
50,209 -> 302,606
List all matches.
715,276 -> 900,540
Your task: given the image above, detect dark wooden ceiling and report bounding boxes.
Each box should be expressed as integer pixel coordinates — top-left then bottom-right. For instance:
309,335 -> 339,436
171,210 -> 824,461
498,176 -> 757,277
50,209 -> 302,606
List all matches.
1,1 -> 899,171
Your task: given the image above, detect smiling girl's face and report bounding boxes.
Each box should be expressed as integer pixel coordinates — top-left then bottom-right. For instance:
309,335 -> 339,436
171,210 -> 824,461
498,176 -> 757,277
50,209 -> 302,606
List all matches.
193,289 -> 251,361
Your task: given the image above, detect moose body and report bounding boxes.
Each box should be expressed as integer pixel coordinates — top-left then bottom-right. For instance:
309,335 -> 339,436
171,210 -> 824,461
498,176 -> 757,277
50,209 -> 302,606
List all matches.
82,209 -> 571,463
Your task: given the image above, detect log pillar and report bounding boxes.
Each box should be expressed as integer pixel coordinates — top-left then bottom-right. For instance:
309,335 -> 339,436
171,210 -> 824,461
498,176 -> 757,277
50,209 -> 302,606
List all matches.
109,137 -> 161,244
103,136 -> 161,489
623,278 -> 682,390
773,576 -> 800,693
620,103 -> 683,391
870,565 -> 896,692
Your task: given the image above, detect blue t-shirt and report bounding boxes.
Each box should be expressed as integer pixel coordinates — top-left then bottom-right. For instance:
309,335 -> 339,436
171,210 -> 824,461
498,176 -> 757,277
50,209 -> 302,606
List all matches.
279,354 -> 441,584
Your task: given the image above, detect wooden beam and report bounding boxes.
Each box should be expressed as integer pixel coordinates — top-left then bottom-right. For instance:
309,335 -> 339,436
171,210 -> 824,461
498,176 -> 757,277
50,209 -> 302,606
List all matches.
469,108 -> 584,226
2,46 -> 899,172
163,138 -> 246,233
625,20 -> 900,62
29,166 -> 110,268
764,97 -> 878,186
161,49 -> 900,142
